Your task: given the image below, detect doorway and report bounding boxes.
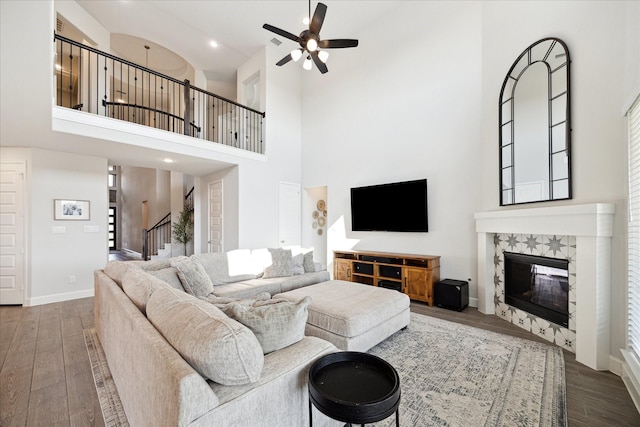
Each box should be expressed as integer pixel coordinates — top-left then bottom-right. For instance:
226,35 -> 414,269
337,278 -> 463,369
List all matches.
0,162 -> 26,305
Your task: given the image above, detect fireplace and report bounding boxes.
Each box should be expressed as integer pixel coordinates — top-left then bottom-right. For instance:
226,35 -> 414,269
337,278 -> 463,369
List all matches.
504,252 -> 569,328
474,203 -> 615,370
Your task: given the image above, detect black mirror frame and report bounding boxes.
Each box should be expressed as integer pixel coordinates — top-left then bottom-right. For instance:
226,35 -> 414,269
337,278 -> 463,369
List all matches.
499,37 -> 572,206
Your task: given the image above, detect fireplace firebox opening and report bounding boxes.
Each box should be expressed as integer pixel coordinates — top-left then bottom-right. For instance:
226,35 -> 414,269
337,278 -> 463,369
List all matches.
504,252 -> 569,327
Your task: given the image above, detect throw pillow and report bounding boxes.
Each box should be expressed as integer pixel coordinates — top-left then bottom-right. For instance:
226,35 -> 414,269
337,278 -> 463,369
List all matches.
226,296 -> 311,354
146,287 -> 264,385
292,253 -> 305,275
199,292 -> 272,312
284,246 -> 315,273
262,248 -> 293,279
147,267 -> 185,292
171,256 -> 214,298
303,249 -> 315,273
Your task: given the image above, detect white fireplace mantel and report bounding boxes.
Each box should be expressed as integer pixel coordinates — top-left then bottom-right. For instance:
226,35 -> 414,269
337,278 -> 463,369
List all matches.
474,203 -> 615,370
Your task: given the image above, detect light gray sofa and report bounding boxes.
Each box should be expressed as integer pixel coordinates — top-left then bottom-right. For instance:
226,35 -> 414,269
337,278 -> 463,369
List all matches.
94,248 -> 340,426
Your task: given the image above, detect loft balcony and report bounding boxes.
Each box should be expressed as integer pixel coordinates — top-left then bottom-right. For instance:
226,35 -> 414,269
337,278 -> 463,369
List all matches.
54,34 -> 265,154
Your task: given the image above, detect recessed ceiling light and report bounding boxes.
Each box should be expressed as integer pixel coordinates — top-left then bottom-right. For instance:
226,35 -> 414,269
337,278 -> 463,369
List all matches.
209,40 -> 218,48
163,158 -> 174,163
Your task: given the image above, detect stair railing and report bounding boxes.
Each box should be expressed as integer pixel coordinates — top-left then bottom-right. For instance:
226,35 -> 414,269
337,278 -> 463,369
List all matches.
142,213 -> 171,260
54,34 -> 265,154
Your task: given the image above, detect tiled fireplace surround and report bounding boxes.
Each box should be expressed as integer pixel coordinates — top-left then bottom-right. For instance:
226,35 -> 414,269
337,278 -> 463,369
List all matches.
475,203 -> 615,371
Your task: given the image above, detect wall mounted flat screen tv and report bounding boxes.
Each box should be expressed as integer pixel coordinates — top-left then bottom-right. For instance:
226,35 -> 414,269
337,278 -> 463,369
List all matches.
350,179 -> 428,232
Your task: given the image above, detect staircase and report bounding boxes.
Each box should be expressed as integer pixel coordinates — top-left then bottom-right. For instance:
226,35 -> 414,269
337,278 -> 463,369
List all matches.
151,243 -> 173,260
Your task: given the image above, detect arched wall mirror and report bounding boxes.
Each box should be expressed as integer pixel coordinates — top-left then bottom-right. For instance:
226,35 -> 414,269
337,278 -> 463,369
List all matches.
499,37 -> 572,206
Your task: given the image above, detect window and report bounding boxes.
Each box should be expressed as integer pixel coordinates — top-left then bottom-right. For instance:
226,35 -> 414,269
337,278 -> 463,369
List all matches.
627,94 -> 640,360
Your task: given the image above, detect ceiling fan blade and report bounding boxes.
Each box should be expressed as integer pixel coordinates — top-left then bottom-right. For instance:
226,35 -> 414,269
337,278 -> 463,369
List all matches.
319,39 -> 359,49
276,53 -> 293,66
262,24 -> 300,43
311,51 -> 328,74
309,2 -> 327,35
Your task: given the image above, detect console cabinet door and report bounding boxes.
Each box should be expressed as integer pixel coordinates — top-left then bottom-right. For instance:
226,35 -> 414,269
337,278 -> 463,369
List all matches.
335,259 -> 352,281
404,267 -> 431,303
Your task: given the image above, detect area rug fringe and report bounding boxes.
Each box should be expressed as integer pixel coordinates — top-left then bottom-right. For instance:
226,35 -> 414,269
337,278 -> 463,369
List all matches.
83,329 -> 129,427
84,312 -> 566,427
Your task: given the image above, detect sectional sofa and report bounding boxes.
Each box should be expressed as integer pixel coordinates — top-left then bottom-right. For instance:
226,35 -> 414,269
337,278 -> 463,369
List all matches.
94,247 -> 341,426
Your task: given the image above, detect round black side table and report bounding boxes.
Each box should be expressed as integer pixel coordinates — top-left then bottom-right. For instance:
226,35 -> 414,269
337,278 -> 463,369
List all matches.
308,351 -> 400,427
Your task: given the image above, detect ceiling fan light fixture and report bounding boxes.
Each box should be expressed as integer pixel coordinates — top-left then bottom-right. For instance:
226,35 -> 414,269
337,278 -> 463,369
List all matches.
291,49 -> 303,62
318,50 -> 329,63
303,56 -> 313,70
306,38 -> 318,52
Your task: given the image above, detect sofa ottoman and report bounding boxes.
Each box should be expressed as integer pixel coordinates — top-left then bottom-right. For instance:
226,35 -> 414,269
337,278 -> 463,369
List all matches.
275,280 -> 410,352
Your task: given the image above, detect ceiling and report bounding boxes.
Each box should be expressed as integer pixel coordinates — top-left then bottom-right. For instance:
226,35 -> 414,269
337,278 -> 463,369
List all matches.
75,1 -> 402,83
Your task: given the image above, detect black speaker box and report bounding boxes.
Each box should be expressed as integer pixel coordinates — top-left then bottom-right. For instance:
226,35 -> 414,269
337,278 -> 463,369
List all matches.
435,279 -> 469,311
379,265 -> 401,278
353,262 -> 373,275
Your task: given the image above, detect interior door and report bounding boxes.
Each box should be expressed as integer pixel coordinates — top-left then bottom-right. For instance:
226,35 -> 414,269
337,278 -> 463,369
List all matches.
0,162 -> 25,305
279,182 -> 301,247
208,180 -> 223,253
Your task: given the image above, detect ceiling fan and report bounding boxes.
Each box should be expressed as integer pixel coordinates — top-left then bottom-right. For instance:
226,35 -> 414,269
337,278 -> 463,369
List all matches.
262,1 -> 359,74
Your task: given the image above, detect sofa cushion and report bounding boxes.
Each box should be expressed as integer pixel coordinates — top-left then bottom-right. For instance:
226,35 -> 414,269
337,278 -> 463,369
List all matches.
262,248 -> 293,279
131,258 -> 173,271
278,270 -> 330,293
171,256 -> 214,298
146,267 -> 185,292
210,279 -> 283,300
146,287 -> 264,386
193,250 -> 259,285
122,268 -> 173,314
226,297 -> 311,354
103,260 -> 139,287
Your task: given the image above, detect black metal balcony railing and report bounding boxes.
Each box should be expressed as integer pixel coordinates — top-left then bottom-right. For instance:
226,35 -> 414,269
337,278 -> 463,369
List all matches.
54,34 -> 265,154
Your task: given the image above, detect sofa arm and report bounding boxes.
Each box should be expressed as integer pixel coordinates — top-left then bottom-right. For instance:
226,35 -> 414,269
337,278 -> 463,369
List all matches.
94,270 -> 219,426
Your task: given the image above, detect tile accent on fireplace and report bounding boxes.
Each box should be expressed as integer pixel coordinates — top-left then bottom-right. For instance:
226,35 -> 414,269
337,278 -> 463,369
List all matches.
493,233 -> 576,353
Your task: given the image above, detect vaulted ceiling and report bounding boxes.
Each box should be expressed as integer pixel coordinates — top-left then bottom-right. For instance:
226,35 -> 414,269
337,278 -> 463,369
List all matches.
75,1 -> 402,82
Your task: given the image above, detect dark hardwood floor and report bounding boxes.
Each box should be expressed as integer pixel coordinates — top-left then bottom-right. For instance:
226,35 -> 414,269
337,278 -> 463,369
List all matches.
1,297 -> 638,426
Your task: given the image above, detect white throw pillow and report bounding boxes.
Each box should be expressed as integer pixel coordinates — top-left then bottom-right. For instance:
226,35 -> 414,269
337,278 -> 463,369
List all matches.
171,256 -> 214,298
262,248 -> 294,278
146,287 -> 264,385
226,297 -> 311,354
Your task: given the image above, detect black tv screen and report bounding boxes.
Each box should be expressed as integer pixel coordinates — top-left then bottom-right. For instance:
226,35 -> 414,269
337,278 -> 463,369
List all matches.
350,179 -> 428,232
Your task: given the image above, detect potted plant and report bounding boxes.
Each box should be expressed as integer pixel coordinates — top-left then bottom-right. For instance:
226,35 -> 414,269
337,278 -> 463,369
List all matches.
172,200 -> 194,256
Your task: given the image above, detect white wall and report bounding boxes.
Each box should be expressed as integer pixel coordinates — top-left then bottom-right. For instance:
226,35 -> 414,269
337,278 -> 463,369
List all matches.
119,166 -> 171,254
0,148 -> 108,305
479,0 -> 639,362
301,0 -> 639,364
302,1 -> 483,290
234,44 -> 304,249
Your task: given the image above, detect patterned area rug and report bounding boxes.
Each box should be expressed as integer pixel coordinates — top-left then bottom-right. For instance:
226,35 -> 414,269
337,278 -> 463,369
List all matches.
83,312 -> 566,427
368,313 -> 567,426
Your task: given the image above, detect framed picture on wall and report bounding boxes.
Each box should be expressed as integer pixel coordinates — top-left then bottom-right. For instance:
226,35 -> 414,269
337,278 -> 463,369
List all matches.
54,199 -> 90,220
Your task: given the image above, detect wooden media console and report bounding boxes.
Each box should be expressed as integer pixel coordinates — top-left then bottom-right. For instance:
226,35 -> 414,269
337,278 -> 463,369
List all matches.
333,250 -> 440,306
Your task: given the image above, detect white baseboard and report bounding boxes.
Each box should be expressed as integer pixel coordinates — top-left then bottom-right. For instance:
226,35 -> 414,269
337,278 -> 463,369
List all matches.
621,349 -> 640,414
122,248 -> 142,258
609,355 -> 623,376
469,297 -> 478,308
26,288 -> 94,306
